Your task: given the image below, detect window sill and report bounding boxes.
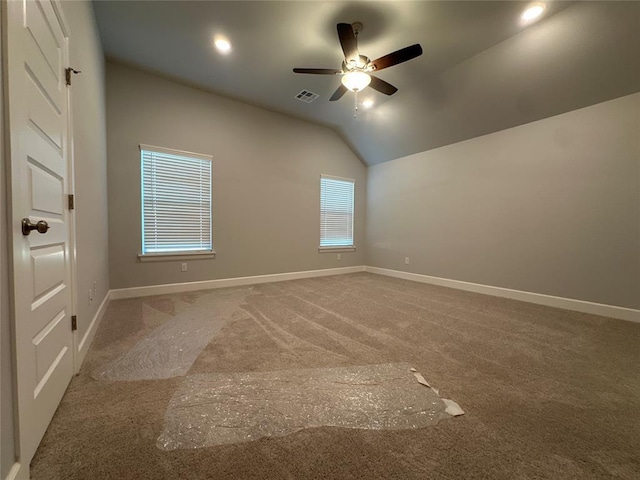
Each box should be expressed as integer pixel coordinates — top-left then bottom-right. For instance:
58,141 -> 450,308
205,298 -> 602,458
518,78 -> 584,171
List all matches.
138,251 -> 216,262
318,246 -> 356,253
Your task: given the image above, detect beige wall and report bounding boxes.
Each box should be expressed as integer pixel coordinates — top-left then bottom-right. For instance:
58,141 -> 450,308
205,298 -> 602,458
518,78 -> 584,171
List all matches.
366,93 -> 640,309
63,0 -> 110,352
106,63 -> 366,289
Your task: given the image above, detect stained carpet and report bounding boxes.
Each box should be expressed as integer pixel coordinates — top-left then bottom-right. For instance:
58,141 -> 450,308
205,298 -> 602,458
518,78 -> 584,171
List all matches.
30,273 -> 640,479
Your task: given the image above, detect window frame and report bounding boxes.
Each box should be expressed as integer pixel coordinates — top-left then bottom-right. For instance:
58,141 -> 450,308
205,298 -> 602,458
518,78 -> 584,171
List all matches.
138,144 -> 215,262
318,174 -> 356,253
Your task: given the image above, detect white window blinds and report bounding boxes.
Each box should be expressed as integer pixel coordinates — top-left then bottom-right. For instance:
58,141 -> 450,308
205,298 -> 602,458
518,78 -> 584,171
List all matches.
320,175 -> 355,247
141,145 -> 212,254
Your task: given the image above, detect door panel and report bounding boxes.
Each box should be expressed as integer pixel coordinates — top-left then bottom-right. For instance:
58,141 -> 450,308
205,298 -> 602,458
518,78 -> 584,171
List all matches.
29,163 -> 64,215
25,128 -> 66,184
33,309 -> 68,386
29,282 -> 67,332
7,0 -> 73,464
25,0 -> 62,78
24,40 -> 62,112
26,74 -> 63,149
31,245 -> 65,298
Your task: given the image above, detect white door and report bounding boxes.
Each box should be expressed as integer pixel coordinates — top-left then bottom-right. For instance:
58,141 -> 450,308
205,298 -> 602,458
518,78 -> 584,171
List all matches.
6,0 -> 74,464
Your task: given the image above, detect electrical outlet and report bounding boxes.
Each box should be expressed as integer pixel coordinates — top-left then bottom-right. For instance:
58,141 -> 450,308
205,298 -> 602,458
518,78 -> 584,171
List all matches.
181,263 -> 188,272
93,281 -> 97,296
404,257 -> 410,265
337,253 -> 341,261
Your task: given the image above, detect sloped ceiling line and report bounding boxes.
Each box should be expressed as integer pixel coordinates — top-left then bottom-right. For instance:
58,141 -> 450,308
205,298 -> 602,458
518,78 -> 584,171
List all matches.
94,1 -> 640,165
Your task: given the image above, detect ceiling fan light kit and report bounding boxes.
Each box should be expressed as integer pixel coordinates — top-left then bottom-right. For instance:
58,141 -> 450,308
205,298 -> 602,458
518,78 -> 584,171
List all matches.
293,21 -> 423,115
341,71 -> 371,92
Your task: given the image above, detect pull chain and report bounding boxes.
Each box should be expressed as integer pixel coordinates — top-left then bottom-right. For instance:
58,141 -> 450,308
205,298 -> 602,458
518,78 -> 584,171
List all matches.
354,90 -> 359,119
354,25 -> 360,119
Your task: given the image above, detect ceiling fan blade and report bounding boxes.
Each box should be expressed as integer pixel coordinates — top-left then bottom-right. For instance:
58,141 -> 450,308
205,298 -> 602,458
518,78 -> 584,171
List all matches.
369,75 -> 398,96
329,84 -> 348,101
337,23 -> 359,64
372,44 -> 423,71
293,68 -> 342,75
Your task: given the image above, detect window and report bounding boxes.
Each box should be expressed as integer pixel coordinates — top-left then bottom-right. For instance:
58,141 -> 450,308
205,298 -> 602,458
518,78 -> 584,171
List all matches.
140,145 -> 213,257
320,175 -> 355,249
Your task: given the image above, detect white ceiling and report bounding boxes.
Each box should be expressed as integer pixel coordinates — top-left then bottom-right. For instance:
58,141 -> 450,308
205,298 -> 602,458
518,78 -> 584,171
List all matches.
93,1 -> 640,165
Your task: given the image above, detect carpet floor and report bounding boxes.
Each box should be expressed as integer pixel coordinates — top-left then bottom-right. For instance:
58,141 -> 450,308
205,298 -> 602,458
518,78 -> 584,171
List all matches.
31,273 -> 640,479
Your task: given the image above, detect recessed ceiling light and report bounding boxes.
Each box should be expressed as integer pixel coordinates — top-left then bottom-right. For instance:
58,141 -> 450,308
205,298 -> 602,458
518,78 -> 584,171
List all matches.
362,99 -> 374,108
214,37 -> 231,54
521,4 -> 546,24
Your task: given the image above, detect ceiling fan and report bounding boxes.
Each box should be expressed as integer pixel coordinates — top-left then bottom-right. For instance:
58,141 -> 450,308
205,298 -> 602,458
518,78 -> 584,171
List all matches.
293,22 -> 423,102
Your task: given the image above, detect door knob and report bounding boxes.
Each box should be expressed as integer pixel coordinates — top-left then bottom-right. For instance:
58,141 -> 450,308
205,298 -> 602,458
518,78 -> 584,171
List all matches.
22,218 -> 49,236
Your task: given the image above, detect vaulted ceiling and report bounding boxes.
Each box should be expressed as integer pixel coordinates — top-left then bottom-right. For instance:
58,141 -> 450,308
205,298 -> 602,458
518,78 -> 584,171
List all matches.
93,1 -> 640,165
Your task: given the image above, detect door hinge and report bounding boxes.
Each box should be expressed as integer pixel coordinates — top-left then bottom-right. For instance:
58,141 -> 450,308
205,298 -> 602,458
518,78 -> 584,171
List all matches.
68,194 -> 75,210
65,67 -> 81,86
71,315 -> 78,331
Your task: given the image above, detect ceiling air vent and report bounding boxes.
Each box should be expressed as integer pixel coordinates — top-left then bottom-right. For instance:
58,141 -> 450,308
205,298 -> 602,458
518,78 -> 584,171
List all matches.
295,90 -> 319,103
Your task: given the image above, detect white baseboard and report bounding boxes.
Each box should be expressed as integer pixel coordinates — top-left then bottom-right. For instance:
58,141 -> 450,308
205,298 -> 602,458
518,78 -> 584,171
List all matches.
5,462 -> 28,480
75,291 -> 111,371
107,264 -> 638,322
110,266 -> 367,300
365,266 -> 640,323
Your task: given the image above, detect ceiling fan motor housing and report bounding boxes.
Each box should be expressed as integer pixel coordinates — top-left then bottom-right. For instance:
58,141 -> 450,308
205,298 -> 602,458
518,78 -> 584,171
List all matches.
343,56 -> 371,72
